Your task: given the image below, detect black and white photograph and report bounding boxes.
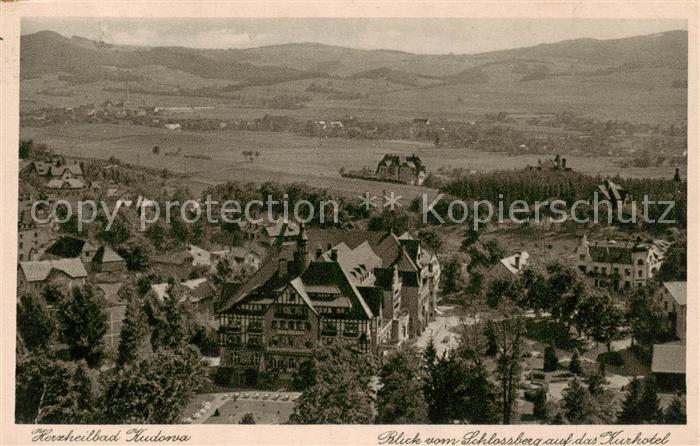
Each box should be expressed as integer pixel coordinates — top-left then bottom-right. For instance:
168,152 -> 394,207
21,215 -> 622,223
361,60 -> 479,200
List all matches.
7,10 -> 693,436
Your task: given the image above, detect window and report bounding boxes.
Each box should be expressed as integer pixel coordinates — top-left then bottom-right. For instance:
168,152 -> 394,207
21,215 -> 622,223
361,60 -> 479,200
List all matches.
625,269 -> 631,276
602,268 -> 607,274
638,270 -> 643,277
637,259 -> 644,266
579,254 -> 586,261
613,268 -> 619,275
272,321 -> 278,329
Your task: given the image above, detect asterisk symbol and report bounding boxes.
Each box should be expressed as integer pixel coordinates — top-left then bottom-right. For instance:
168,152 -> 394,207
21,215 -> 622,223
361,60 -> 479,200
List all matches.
358,192 -> 377,210
383,191 -> 403,210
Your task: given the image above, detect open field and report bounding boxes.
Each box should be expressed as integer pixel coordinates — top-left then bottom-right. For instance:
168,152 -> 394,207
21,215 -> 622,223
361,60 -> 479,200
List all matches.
21,123 -> 682,199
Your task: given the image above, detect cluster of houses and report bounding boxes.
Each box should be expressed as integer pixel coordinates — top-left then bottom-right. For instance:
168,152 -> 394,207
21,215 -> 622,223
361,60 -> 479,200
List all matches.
30,159 -> 86,190
485,234 -> 685,385
216,224 -> 441,375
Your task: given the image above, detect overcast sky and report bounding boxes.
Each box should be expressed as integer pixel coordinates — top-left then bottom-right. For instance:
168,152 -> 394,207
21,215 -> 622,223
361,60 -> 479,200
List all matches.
22,17 -> 687,55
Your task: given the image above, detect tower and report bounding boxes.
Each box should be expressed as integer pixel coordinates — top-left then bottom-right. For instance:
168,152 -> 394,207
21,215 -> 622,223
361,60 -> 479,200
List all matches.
294,223 -> 310,274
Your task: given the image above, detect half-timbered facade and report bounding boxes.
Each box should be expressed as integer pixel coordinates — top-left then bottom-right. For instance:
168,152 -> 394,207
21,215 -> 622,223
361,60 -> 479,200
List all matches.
217,225 -> 439,375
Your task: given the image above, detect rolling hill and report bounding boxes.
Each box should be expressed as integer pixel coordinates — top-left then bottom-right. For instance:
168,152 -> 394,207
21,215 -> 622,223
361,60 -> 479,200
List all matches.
20,30 -> 688,124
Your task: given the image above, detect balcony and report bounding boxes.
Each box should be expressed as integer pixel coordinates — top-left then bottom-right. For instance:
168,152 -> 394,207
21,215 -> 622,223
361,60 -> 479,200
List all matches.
247,325 -> 263,334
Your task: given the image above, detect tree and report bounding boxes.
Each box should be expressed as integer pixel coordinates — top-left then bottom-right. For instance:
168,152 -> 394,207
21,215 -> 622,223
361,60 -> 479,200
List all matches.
15,354 -> 68,423
543,343 -> 559,372
483,320 -> 498,356
144,222 -> 167,248
97,213 -> 130,245
664,394 -> 686,424
423,336 -> 438,371
42,283 -> 65,305
19,139 -> 33,159
517,267 -> 552,314
441,256 -> 465,295
117,237 -> 154,271
291,359 -> 316,391
17,292 -> 54,352
117,298 -> 150,366
417,228 -> 443,252
239,413 -> 256,424
377,348 -> 428,423
587,370 -> 607,396
617,377 -> 643,424
485,278 -> 519,309
460,228 -> 480,251
494,314 -> 524,424
589,295 -> 623,352
57,285 -> 107,367
290,341 -> 376,424
367,209 -> 409,234
657,236 -> 686,282
638,377 -> 663,424
423,350 -> 497,424
99,345 -> 205,424
627,284 -> 671,357
532,387 -> 548,419
38,364 -> 95,424
147,291 -> 190,352
562,378 -> 593,424
569,349 -> 582,375
15,354 -> 95,424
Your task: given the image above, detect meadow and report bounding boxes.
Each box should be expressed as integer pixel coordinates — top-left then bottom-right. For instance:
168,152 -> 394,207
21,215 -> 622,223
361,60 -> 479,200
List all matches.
20,123 -> 682,199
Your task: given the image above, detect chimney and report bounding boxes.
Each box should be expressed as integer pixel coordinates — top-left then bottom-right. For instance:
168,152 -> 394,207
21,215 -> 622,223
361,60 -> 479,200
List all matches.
330,248 -> 338,262
315,247 -> 323,260
326,242 -> 332,251
514,253 -> 521,270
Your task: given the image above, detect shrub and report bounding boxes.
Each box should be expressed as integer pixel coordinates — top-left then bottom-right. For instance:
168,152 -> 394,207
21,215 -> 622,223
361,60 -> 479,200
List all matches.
597,351 -> 623,367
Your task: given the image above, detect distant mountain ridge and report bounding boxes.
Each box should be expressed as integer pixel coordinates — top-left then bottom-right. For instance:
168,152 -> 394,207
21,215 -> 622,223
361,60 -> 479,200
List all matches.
21,29 -> 687,83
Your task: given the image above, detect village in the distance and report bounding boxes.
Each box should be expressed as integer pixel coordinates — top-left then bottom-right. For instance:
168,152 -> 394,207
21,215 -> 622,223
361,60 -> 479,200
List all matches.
15,23 -> 688,426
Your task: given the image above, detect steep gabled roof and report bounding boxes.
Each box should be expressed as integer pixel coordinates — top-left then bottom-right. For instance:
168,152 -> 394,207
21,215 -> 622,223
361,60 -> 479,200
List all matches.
663,281 -> 687,306
218,244 -> 296,312
45,236 -> 90,258
19,258 -> 87,282
299,261 -> 373,319
652,343 -> 686,374
101,247 -> 125,263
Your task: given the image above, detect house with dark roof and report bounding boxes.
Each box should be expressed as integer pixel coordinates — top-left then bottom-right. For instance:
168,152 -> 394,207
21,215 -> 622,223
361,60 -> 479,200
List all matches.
261,221 -> 300,246
574,234 -> 669,290
487,251 -> 530,281
43,236 -> 99,265
92,246 -> 127,273
217,225 -> 440,375
376,154 -> 427,186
